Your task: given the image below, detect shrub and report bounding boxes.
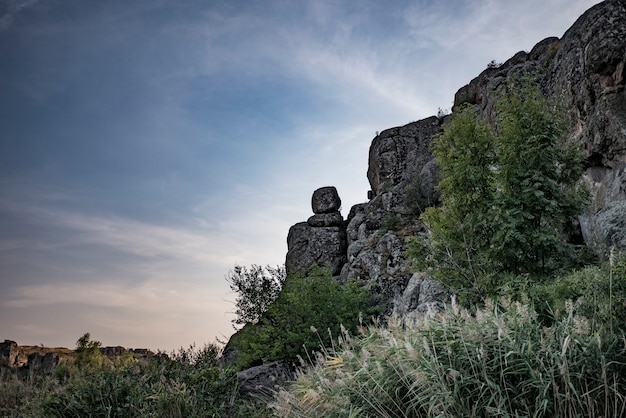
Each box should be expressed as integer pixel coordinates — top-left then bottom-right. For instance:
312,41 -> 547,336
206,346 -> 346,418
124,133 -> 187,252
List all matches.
529,250 -> 626,334
24,339 -> 272,417
230,266 -> 377,369
414,77 -> 587,305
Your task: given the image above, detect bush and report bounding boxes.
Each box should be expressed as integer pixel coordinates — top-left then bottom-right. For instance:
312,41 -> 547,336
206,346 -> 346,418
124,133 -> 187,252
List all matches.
273,300 -> 626,417
414,77 -> 587,306
16,338 -> 273,417
230,266 -> 377,369
529,250 -> 626,334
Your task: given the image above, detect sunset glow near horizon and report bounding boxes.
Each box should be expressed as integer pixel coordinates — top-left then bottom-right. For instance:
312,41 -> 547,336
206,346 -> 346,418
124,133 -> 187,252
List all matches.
0,0 -> 602,352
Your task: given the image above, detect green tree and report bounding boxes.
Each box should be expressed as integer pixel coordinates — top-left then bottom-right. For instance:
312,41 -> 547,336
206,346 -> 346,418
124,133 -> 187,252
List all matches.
226,264 -> 286,327
490,78 -> 587,275
414,78 -> 587,302
231,266 -> 376,368
74,332 -> 104,370
417,104 -> 497,301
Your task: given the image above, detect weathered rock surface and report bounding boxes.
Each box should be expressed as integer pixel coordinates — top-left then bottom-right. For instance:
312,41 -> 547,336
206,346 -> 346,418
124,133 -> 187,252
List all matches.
0,340 -> 26,368
311,186 -> 342,214
27,352 -> 59,375
367,117 -> 441,210
340,116 -> 446,316
286,187 -> 347,277
237,361 -> 295,399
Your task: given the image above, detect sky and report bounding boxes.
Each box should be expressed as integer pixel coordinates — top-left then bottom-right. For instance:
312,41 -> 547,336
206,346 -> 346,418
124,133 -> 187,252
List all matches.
0,0 -> 603,352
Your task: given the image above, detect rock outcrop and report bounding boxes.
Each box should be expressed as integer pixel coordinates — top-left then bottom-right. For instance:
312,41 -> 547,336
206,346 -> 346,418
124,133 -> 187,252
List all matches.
0,340 -> 26,368
236,361 -> 294,399
284,0 -> 626,316
284,118 -> 447,317
230,0 -> 626,395
343,117 -> 445,316
27,352 -> 59,375
285,186 -> 347,277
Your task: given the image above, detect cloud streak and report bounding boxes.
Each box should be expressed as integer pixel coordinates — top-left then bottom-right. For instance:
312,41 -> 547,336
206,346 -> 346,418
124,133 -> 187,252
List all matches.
0,0 -> 38,31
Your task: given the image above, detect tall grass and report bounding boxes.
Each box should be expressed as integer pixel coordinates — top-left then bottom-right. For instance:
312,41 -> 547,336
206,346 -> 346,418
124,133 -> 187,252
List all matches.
273,299 -> 626,417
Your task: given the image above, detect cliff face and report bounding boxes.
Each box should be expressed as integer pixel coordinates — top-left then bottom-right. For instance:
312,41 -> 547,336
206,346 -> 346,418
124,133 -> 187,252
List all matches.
455,0 -> 626,253
286,0 -> 626,318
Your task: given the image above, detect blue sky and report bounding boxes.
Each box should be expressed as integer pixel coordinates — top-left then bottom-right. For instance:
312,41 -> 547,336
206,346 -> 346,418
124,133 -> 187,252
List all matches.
0,0 -> 601,351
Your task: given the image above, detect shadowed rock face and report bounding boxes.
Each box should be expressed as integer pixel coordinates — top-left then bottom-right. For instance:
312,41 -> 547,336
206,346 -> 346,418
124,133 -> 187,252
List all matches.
367,116 -> 441,205
0,340 -> 22,368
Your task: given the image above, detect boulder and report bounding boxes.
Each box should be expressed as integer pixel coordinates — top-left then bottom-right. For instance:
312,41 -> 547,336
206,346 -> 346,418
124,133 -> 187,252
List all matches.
286,222 -> 346,277
311,186 -> 341,214
307,212 -> 344,227
0,340 -> 20,368
27,352 -> 59,375
237,361 -> 295,399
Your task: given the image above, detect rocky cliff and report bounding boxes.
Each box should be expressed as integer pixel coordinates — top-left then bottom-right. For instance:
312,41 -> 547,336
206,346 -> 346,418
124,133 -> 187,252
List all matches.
285,0 -> 626,320
224,0 -> 626,395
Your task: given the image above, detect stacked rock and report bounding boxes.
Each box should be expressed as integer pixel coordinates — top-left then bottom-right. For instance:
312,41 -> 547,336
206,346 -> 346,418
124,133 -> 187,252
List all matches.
286,187 -> 347,278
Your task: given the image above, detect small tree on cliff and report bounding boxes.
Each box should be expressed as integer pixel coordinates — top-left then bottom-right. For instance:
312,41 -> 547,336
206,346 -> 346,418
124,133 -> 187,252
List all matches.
415,104 -> 496,300
489,78 -> 587,275
226,264 -> 286,327
74,332 -> 104,370
413,77 -> 587,302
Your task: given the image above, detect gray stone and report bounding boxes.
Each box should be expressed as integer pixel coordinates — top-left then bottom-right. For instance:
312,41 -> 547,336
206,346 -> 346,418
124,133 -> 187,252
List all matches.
27,352 -> 59,375
367,117 -> 441,202
394,273 -> 449,317
311,186 -> 342,214
0,340 -> 20,368
307,212 -> 344,227
237,361 -> 294,399
286,222 -> 347,277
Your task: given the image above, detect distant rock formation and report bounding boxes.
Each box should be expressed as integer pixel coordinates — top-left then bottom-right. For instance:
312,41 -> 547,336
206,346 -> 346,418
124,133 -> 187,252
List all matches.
0,340 -> 154,377
27,352 -> 59,375
0,340 -> 26,368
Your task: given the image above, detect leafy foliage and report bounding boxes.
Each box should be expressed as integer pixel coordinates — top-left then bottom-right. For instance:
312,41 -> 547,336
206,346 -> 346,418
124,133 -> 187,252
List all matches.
413,78 -> 587,303
227,264 -> 286,327
416,104 -> 496,302
230,266 -> 376,369
528,250 -> 626,333
490,77 -> 587,275
74,332 -> 104,370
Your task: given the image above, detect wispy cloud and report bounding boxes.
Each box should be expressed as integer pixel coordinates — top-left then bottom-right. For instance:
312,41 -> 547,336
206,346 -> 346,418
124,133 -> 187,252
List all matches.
0,0 -> 38,31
